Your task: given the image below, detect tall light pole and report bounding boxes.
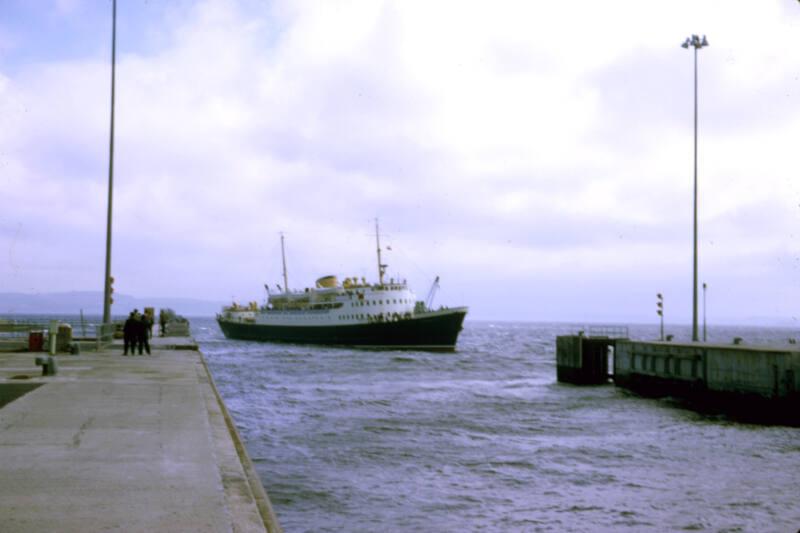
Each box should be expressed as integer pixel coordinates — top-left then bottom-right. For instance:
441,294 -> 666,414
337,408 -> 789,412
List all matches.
682,34 -> 708,342
102,0 -> 117,325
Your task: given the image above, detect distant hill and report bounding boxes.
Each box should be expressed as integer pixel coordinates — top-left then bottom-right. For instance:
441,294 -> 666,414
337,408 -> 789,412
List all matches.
0,291 -> 224,318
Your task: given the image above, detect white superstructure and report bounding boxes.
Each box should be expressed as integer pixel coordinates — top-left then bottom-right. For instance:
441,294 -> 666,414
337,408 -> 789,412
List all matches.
221,275 -> 424,327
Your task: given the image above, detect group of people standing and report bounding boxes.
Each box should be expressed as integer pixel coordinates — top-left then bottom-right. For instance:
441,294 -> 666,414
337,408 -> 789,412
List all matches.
123,309 -> 153,355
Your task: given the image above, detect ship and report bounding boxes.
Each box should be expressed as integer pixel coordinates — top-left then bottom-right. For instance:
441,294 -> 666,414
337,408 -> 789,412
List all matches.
216,222 -> 468,351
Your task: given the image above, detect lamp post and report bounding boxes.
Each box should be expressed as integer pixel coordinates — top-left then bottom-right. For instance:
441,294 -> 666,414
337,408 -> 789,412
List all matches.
703,282 -> 707,342
102,0 -> 117,325
682,34 -> 708,342
656,293 -> 664,341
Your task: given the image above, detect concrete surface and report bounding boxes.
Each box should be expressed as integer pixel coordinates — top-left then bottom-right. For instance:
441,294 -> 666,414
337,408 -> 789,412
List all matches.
0,336 -> 281,533
615,340 -> 800,398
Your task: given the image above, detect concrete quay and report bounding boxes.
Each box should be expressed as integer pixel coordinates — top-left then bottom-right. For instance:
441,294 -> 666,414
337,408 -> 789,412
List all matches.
557,334 -> 800,424
0,336 -> 281,532
614,339 -> 799,421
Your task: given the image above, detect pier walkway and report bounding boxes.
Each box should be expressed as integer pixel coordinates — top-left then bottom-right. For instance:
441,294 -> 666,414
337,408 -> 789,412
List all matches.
0,336 -> 281,532
556,333 -> 800,424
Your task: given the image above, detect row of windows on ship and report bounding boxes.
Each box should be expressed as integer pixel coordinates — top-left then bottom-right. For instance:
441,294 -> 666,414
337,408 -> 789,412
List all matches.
339,312 -> 412,322
351,298 -> 412,306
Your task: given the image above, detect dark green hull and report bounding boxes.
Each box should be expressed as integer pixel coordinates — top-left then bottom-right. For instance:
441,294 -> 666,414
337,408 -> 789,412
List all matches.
217,308 -> 467,351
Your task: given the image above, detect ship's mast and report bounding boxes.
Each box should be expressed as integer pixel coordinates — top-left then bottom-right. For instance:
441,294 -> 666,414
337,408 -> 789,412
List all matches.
375,218 -> 386,285
280,232 -> 289,293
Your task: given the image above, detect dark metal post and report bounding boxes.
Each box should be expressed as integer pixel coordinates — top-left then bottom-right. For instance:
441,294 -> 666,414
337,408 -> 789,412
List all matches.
692,44 -> 699,342
102,0 -> 117,325
657,293 -> 664,341
703,282 -> 707,342
682,34 -> 708,342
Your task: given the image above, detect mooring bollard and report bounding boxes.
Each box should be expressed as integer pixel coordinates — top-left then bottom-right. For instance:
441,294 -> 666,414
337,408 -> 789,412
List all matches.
34,356 -> 58,376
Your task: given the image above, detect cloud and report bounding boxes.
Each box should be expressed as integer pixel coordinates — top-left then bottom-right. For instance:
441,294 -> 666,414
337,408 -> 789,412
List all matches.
1,0 -> 799,323
54,0 -> 83,15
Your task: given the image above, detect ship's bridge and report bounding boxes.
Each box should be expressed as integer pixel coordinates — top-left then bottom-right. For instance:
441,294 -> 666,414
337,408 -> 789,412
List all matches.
267,274 -> 418,318
339,281 -> 417,318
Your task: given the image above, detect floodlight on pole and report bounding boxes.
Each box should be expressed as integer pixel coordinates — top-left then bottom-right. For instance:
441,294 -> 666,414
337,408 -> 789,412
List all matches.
682,33 -> 708,342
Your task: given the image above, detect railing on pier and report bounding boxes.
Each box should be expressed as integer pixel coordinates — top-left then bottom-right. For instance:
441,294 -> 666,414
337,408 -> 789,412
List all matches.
95,323 -> 116,349
1,318 -> 104,337
0,319 -> 116,351
583,325 -> 629,339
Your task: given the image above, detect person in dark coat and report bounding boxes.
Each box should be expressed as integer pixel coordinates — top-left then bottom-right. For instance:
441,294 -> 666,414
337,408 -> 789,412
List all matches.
123,311 -> 137,355
135,313 -> 151,355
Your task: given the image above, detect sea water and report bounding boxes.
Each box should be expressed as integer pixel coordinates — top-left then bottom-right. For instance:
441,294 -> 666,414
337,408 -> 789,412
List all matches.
194,319 -> 800,532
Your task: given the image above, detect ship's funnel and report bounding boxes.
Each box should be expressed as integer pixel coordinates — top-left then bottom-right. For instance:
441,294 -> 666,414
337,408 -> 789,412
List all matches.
316,275 -> 339,288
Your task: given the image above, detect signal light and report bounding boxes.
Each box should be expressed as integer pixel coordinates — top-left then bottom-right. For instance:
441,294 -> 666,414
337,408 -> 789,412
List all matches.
656,293 -> 665,341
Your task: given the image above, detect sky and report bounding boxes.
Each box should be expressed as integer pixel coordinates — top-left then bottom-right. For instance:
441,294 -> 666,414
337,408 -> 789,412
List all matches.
1,0 -> 799,324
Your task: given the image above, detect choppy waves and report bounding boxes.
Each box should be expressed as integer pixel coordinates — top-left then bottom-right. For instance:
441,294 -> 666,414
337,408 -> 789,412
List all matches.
196,320 -> 800,532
